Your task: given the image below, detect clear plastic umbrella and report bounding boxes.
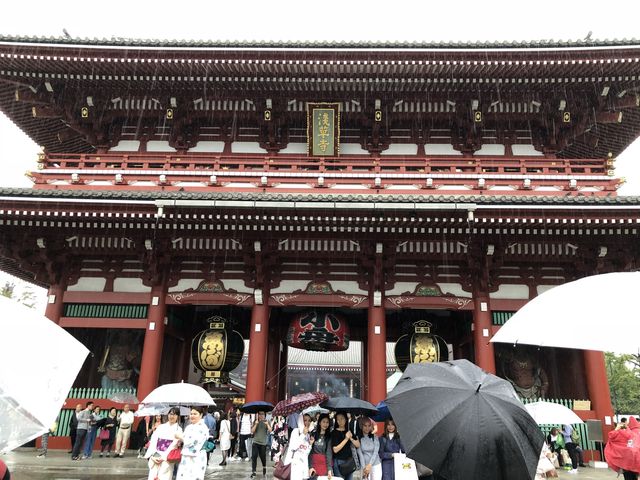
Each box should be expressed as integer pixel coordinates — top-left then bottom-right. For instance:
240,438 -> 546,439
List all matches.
0,296 -> 89,452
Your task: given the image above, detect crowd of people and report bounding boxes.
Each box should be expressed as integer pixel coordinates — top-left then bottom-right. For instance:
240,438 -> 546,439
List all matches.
37,400 -> 640,480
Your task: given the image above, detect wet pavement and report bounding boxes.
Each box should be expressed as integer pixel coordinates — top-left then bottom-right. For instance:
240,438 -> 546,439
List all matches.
1,448 -> 624,479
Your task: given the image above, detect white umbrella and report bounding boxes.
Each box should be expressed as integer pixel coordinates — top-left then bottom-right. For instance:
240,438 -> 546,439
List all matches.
135,404 -> 190,417
302,405 -> 329,416
140,382 -> 215,406
0,296 -> 89,452
524,401 -> 584,425
490,272 -> 640,354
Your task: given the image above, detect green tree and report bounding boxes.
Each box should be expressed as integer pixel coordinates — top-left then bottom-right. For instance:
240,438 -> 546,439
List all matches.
1,281 -> 15,298
606,352 -> 640,414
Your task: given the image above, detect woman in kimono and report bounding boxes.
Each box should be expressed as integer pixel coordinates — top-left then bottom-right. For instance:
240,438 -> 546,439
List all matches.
176,407 -> 210,480
285,413 -> 313,480
144,407 -> 182,480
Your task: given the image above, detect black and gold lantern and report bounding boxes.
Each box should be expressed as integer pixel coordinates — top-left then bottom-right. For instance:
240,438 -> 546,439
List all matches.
191,316 -> 244,384
394,320 -> 448,371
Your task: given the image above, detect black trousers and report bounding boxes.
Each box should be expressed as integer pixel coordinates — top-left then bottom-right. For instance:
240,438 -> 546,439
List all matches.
69,429 -> 77,451
239,434 -> 251,458
251,443 -> 267,473
623,471 -> 639,480
71,429 -> 87,458
565,442 -> 579,469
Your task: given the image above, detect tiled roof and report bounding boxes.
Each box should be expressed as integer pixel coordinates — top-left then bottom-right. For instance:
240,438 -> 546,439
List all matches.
1,188 -> 640,206
1,34 -> 639,50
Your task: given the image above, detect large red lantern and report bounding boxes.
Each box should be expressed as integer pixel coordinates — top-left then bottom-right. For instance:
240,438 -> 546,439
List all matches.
191,316 -> 244,384
286,310 -> 350,351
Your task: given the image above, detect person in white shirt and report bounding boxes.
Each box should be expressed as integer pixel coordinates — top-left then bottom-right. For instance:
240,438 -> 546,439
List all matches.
238,412 -> 254,460
115,404 -> 135,458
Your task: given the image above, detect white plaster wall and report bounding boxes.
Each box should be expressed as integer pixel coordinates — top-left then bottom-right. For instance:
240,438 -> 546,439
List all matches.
326,281 -> 368,295
279,143 -> 307,154
437,283 -> 468,297
490,284 -> 530,300
146,141 -> 177,152
330,184 -> 369,190
340,144 -> 369,155
537,285 -> 558,296
392,185 -> 420,190
169,279 -> 204,292
385,282 -> 419,296
224,182 -> 260,188
231,142 -> 267,153
381,144 -> 418,155
222,279 -> 253,294
67,277 -> 107,292
113,278 -> 152,293
109,140 -> 140,152
270,280 -> 364,294
476,144 -> 505,155
512,144 -> 543,156
189,141 -> 225,153
271,280 -> 309,294
424,144 -> 462,155
274,183 -> 313,189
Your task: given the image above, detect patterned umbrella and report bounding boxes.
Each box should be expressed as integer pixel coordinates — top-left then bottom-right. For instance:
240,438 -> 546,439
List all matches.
272,392 -> 329,417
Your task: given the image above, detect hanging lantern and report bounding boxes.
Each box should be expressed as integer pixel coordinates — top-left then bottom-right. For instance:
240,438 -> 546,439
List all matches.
286,309 -> 350,351
394,320 -> 448,371
191,316 -> 244,384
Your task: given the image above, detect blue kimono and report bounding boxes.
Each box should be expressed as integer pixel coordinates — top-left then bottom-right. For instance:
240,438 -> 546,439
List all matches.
379,435 -> 405,480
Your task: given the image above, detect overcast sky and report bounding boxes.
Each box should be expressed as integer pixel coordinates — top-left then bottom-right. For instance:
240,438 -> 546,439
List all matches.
1,0 -> 639,299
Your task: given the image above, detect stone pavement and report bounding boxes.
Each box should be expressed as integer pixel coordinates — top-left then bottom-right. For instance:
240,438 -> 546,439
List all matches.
0,448 -> 624,479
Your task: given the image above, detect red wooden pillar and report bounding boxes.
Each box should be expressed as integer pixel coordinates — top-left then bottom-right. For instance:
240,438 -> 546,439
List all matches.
278,341 -> 288,399
472,292 -> 496,374
584,350 -> 614,436
265,331 -> 280,404
44,284 -> 65,324
245,295 -> 270,402
137,284 -> 167,401
367,297 -> 387,405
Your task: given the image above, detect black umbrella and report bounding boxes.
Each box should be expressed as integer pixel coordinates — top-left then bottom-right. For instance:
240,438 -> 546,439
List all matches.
321,397 -> 379,416
386,360 -> 544,480
240,401 -> 274,414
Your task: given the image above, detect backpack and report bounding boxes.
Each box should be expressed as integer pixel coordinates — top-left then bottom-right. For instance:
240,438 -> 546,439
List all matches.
571,428 -> 581,444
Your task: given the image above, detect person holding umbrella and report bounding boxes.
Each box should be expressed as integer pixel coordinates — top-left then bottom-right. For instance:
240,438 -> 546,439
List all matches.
144,407 -> 183,480
331,412 -> 360,480
378,419 -> 404,480
176,407 -> 209,480
309,413 -> 333,478
285,413 -> 314,480
250,411 -> 272,478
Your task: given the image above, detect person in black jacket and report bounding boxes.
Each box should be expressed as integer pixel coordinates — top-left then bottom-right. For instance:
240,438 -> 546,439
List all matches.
68,404 -> 82,453
229,411 -> 239,459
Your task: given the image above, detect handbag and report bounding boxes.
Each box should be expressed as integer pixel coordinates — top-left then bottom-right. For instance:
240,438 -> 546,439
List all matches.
393,453 -> 419,480
273,460 -> 291,480
99,429 -> 110,440
339,457 -> 357,478
166,447 -> 182,464
202,439 -> 216,452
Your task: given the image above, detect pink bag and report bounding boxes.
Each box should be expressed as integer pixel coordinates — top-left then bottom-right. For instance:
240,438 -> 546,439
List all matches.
99,429 -> 110,440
